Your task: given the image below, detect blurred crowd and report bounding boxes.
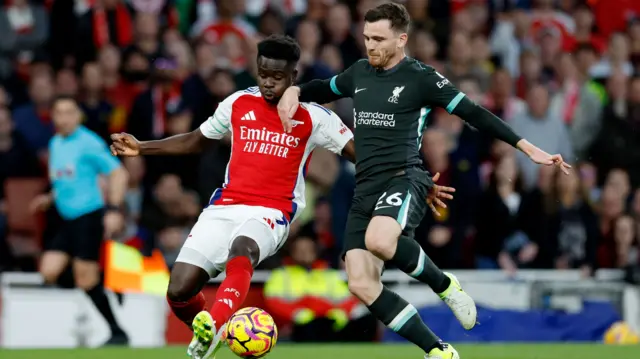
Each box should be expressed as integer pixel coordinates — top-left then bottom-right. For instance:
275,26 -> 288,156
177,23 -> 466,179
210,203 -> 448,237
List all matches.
1,0 -> 640,278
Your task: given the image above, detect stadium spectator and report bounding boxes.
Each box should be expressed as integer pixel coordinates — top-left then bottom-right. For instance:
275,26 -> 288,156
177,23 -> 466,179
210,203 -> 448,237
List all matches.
613,215 -> 639,268
590,33 -> 634,81
545,167 -> 599,274
140,174 -> 199,236
295,19 -> 334,84
597,185 -> 627,268
579,162 -> 601,205
483,68 -> 526,122
12,70 -> 56,156
513,83 -> 574,189
592,75 -> 640,187
55,68 -> 79,98
474,155 -> 543,273
444,32 -> 490,91
128,56 -> 181,143
549,52 -> 602,161
408,29 -> 442,71
568,4 -> 606,54
324,3 -> 361,68
417,128 -> 477,269
75,0 -> 134,67
129,11 -> 162,60
489,8 -> 534,77
515,49 -> 544,98
0,0 -> 49,80
79,62 -> 114,142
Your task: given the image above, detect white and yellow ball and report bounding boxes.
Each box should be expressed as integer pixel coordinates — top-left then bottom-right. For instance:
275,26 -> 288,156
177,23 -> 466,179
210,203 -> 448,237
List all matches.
225,307 -> 278,358
604,321 -> 640,345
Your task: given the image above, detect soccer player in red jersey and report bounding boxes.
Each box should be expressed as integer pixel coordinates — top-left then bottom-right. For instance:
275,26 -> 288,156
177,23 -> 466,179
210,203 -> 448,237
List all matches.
111,35 -> 453,359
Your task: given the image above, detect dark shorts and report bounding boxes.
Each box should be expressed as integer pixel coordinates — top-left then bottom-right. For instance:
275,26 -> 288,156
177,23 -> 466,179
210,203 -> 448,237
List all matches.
343,173 -> 429,256
47,209 -> 104,261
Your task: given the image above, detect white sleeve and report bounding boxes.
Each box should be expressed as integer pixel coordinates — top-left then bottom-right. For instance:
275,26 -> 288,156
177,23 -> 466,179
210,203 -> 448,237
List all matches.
199,92 -> 239,139
307,103 -> 353,154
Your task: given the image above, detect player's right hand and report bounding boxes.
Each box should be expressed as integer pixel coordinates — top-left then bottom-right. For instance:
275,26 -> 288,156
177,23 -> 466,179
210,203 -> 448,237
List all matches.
427,172 -> 455,216
277,86 -> 301,133
110,133 -> 140,156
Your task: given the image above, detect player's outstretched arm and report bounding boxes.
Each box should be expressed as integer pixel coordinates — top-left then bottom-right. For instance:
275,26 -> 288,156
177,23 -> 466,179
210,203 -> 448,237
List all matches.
110,129 -> 212,156
420,67 -> 571,174
450,99 -> 571,174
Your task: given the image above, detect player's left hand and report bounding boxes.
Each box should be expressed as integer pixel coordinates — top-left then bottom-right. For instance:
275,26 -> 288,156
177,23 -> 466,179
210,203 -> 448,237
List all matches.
277,87 -> 301,133
527,147 -> 571,174
104,210 -> 125,238
427,172 -> 455,216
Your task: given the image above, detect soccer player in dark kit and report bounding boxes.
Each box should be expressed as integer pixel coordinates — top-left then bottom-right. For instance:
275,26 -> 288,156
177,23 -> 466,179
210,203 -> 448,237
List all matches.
277,3 -> 571,359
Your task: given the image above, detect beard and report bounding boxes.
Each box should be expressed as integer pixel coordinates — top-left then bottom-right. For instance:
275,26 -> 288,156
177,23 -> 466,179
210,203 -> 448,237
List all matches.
367,50 -> 390,69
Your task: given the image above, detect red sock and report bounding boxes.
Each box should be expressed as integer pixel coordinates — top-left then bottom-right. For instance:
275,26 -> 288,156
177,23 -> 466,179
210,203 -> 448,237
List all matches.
167,292 -> 206,327
210,256 -> 253,325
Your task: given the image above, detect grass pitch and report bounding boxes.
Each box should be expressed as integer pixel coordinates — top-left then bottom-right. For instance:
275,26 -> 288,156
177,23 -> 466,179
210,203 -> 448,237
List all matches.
0,344 -> 638,359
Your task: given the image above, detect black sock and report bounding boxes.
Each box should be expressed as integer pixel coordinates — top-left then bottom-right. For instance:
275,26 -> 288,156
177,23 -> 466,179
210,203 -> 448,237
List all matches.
86,284 -> 125,336
368,287 -> 443,353
391,237 -> 450,293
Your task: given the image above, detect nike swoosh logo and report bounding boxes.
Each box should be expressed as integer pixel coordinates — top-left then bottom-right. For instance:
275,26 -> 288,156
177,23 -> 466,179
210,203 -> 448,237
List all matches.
355,88 -> 366,93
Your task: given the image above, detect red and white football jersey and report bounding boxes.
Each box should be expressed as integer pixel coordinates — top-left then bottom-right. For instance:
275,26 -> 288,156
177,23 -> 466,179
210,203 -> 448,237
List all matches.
199,86 -> 353,222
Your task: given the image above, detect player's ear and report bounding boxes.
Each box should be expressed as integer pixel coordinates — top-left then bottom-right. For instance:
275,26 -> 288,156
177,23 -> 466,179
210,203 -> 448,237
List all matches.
397,33 -> 408,48
291,68 -> 298,83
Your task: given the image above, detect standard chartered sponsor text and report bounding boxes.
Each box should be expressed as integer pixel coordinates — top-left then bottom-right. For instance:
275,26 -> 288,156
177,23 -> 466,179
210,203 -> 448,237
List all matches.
355,110 -> 395,127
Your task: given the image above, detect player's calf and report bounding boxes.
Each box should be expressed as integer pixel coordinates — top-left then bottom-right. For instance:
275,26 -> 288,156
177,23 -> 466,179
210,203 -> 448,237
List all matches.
345,249 -> 445,354
390,237 -> 477,329
191,236 -> 258,359
166,262 -> 209,328
209,236 -> 258,327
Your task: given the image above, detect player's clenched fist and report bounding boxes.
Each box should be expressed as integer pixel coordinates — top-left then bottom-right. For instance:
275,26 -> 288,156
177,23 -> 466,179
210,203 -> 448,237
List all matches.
277,86 -> 301,133
110,133 -> 140,156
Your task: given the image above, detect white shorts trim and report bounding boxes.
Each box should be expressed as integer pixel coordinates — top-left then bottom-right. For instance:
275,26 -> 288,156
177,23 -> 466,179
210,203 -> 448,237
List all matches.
175,205 -> 289,276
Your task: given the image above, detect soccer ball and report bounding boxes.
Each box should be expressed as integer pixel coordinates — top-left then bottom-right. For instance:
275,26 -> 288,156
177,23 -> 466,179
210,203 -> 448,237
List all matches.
604,321 -> 640,345
225,307 -> 278,358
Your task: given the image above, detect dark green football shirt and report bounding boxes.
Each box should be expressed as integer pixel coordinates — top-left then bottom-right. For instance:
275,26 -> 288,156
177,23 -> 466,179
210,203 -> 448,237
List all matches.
329,57 -> 466,195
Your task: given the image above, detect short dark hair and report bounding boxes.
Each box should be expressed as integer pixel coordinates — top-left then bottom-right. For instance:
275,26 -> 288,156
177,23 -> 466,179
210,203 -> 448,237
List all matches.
257,35 -> 301,65
364,2 -> 411,33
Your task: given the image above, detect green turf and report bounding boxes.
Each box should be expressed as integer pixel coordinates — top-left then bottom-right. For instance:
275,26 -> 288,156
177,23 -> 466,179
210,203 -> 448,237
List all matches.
1,344 -> 639,359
